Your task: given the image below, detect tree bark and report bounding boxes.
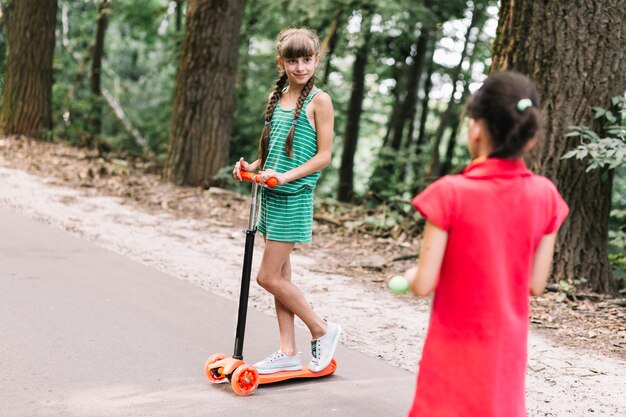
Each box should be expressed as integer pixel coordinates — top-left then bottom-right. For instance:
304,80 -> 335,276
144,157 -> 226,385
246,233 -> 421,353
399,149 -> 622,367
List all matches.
0,0 -> 58,137
491,0 -> 626,292
165,0 -> 246,187
337,8 -> 372,202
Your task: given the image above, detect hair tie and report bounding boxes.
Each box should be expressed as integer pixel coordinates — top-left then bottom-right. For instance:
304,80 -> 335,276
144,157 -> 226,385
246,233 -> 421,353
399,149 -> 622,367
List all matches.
517,98 -> 533,113
291,119 -> 298,126
264,120 -> 271,126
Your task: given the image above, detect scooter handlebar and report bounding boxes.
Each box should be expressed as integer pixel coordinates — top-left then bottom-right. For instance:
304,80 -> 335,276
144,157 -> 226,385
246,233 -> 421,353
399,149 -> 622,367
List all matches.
240,171 -> 278,188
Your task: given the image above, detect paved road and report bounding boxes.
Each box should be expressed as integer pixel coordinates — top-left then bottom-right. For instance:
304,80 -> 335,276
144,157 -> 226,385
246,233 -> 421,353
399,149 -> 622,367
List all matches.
0,206 -> 415,417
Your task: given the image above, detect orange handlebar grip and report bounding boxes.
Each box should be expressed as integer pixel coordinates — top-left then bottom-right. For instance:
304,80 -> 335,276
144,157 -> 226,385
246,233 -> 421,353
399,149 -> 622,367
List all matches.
266,178 -> 278,188
240,171 -> 278,189
240,171 -> 257,183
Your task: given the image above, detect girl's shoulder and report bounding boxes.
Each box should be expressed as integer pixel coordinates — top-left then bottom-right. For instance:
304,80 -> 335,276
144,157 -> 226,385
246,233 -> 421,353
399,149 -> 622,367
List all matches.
430,173 -> 464,188
310,89 -> 332,104
528,174 -> 567,201
416,175 -> 460,200
309,90 -> 333,112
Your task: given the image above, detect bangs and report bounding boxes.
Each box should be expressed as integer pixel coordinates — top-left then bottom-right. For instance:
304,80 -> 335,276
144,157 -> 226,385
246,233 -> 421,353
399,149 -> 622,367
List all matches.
279,32 -> 317,58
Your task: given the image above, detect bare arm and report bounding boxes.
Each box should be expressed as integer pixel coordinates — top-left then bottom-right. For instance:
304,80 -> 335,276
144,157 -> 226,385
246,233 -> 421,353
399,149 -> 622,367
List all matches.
260,92 -> 334,184
407,221 -> 448,297
529,232 -> 557,296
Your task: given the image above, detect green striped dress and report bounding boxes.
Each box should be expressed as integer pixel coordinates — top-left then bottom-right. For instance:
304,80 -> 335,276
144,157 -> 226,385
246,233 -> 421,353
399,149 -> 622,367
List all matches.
257,88 -> 322,243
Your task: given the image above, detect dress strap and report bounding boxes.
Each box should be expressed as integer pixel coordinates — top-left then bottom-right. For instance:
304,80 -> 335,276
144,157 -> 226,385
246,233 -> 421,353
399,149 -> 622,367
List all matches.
304,88 -> 321,105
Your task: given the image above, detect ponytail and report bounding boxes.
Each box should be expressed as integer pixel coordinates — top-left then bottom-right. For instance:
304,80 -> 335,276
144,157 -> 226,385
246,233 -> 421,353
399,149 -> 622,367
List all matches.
490,106 -> 540,158
466,71 -> 541,159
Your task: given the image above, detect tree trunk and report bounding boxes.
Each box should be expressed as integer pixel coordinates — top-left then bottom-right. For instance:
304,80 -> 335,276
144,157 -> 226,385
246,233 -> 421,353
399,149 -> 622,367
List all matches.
401,30 -> 431,180
0,0 -> 58,137
175,0 -> 184,34
165,0 -> 246,187
391,29 -> 430,157
337,8 -> 372,202
408,48 -> 437,194
236,1 -> 259,94
320,9 -> 342,86
382,63 -> 406,149
440,80 -> 471,176
369,30 -> 428,195
89,0 -> 112,147
416,50 -> 435,149
491,0 -> 626,293
425,4 -> 481,177
439,32 -> 481,177
382,38 -> 415,149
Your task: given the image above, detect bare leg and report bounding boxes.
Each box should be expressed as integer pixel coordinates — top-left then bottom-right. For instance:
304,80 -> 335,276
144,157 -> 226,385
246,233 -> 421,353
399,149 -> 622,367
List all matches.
275,258 -> 296,355
257,240 -> 327,345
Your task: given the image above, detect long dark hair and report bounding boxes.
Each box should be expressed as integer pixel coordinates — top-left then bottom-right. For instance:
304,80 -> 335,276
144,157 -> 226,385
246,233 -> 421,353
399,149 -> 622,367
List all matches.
466,71 -> 541,158
258,28 -> 320,168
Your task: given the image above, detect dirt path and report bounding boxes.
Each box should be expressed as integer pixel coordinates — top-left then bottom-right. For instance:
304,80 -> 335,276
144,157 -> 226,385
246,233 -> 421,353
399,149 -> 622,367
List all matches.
1,138 -> 625,416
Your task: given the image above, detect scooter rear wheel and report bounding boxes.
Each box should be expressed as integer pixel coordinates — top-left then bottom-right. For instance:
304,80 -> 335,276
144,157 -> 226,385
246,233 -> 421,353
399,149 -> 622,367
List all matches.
231,364 -> 259,396
204,353 -> 227,383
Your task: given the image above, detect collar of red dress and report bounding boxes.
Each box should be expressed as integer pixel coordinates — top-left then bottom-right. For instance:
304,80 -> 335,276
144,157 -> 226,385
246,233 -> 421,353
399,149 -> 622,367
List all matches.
463,157 -> 532,178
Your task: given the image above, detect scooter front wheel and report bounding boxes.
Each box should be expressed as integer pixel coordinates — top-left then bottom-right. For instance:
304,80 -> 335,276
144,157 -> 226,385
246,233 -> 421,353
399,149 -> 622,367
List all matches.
231,364 -> 259,396
204,353 -> 227,383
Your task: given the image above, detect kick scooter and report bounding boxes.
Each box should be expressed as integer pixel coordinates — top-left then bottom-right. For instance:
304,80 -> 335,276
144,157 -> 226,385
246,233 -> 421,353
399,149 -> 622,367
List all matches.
204,171 -> 337,396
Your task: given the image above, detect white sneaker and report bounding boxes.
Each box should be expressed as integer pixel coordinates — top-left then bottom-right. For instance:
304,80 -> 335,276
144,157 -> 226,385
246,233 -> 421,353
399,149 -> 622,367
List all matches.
309,322 -> 342,372
253,350 -> 302,374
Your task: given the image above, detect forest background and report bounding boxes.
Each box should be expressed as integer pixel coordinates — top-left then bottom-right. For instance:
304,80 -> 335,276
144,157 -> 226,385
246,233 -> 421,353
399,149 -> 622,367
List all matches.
0,0 -> 624,295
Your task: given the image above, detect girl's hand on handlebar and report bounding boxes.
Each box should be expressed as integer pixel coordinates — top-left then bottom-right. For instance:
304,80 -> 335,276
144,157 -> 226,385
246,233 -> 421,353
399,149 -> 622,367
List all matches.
233,157 -> 254,181
259,169 -> 286,186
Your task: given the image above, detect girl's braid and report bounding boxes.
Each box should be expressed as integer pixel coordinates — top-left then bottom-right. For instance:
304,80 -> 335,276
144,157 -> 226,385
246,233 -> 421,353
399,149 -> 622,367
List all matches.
284,75 -> 315,157
258,72 -> 288,168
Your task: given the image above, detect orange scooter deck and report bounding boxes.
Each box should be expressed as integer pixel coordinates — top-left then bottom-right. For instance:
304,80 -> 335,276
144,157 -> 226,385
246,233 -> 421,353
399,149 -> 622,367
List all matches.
258,359 -> 337,384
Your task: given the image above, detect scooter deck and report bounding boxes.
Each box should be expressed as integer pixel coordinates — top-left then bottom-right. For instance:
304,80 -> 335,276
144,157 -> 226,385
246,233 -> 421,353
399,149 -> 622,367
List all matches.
259,359 -> 337,384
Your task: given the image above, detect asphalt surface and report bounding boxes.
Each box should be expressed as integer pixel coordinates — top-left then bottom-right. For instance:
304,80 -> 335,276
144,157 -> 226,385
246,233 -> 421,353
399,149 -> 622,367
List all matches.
0,206 -> 415,417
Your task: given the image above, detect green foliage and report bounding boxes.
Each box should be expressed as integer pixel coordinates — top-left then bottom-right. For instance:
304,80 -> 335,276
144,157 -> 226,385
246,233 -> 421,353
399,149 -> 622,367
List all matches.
562,96 -> 626,172
609,166 -> 626,287
557,277 -> 588,293
563,96 -> 626,287
44,0 -> 489,193
0,35 -> 5,98
316,194 -> 423,239
52,0 -> 177,154
4,0 -> 623,296
51,79 -> 98,146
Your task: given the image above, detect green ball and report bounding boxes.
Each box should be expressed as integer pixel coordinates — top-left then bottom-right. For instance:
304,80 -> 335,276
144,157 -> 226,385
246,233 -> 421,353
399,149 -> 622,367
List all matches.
388,275 -> 410,294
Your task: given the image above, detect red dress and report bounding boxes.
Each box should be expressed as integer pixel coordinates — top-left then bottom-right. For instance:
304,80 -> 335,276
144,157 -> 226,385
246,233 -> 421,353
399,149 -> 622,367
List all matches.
409,158 -> 569,417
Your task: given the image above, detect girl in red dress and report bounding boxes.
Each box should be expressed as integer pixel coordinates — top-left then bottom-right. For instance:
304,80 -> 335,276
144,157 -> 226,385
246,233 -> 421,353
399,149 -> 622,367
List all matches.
406,71 -> 569,417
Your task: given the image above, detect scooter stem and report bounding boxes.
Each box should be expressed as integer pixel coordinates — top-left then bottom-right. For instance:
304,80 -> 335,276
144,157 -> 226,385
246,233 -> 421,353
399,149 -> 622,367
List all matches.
233,182 -> 259,360
247,182 -> 258,231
